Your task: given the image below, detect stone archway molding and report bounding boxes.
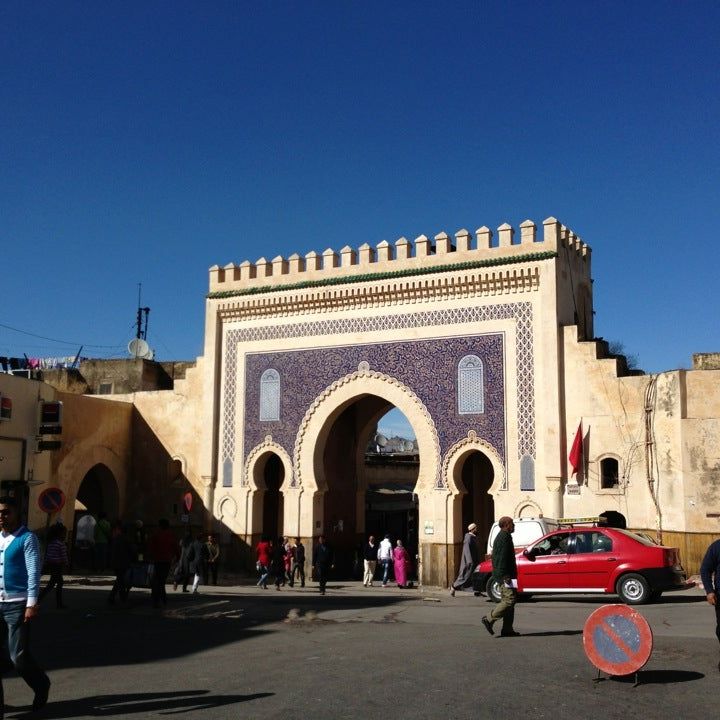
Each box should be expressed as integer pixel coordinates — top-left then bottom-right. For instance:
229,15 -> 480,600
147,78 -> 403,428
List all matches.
243,435 -> 294,492
294,367 -> 442,494
513,499 -> 545,517
442,430 -> 506,495
58,444 -> 127,523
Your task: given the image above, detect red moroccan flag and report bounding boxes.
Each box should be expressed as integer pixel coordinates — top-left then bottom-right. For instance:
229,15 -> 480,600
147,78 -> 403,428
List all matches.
569,422 -> 583,476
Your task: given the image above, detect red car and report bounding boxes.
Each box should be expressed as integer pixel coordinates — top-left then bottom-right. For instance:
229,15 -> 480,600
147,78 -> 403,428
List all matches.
474,526 -> 691,605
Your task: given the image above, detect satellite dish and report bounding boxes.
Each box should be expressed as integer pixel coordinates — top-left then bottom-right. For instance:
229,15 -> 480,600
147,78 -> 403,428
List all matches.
375,434 -> 388,448
128,338 -> 152,359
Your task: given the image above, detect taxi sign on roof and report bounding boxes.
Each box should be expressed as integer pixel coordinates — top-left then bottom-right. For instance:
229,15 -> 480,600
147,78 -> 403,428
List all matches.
557,516 -> 604,525
583,604 -> 653,678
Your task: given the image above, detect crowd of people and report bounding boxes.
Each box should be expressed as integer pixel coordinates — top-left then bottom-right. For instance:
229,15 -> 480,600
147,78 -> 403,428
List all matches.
255,532 -> 415,594
35,515 -> 222,610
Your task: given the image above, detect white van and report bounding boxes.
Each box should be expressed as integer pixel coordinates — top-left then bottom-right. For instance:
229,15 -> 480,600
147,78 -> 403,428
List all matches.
485,516 -> 559,557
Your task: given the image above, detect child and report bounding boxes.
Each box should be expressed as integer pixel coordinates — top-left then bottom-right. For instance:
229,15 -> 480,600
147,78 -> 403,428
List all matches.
39,524 -> 69,608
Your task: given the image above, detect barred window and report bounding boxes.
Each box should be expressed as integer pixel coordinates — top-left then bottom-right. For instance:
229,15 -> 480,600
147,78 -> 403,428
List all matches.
458,355 -> 484,414
259,369 -> 280,421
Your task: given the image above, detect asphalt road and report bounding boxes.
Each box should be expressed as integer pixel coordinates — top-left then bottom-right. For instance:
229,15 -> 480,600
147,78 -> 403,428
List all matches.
2,578 -> 717,720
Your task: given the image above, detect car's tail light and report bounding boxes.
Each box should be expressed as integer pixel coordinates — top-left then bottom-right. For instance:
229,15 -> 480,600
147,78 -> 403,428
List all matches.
664,548 -> 679,567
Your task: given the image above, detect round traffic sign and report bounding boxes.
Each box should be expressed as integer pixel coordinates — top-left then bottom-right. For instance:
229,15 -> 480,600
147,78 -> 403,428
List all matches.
583,604 -> 653,676
38,487 -> 66,514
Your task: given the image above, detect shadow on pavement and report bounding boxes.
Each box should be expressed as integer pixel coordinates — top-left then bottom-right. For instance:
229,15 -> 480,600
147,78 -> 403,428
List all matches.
524,594 -> 704,606
518,630 -> 583,637
607,669 -> 705,685
31,585 -> 411,672
7,689 -> 273,718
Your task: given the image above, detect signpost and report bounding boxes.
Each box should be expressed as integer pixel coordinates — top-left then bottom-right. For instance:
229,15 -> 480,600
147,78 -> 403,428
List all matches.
38,487 -> 66,544
583,604 -> 653,686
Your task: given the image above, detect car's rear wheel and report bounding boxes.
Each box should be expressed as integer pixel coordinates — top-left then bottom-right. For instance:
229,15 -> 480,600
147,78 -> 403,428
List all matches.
486,577 -> 502,603
616,573 -> 650,604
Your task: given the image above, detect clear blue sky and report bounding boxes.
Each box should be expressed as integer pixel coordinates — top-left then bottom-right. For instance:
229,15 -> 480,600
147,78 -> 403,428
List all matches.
1,2 -> 718,372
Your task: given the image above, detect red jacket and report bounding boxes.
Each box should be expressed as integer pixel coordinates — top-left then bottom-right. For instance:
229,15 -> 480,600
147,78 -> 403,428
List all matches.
256,541 -> 272,566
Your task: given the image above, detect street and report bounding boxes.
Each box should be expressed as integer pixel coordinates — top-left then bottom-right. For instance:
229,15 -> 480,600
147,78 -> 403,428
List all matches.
3,579 -> 717,719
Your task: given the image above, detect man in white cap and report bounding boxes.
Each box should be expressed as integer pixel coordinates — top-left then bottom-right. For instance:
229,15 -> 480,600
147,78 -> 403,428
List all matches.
450,522 -> 479,596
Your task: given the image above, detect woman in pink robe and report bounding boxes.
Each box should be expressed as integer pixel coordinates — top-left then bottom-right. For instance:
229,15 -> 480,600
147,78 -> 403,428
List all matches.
392,540 -> 410,588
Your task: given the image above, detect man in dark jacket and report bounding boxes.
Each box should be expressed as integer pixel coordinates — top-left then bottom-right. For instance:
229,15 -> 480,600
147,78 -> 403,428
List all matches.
481,516 -> 519,637
312,535 -> 333,595
700,538 -> 720,669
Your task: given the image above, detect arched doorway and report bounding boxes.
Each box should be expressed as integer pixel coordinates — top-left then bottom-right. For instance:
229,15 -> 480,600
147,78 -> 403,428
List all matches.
321,397 -> 419,579
260,453 -> 284,541
73,463 -> 119,569
459,451 -> 495,553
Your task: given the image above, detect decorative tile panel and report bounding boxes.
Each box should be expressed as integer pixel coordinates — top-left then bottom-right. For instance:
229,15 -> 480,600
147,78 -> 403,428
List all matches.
219,302 -> 536,486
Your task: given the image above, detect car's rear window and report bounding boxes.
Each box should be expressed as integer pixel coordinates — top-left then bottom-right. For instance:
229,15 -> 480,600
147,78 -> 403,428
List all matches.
614,529 -> 658,546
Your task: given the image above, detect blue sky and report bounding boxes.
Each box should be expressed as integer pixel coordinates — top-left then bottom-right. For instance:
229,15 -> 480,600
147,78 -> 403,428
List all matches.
1,2 -> 719,373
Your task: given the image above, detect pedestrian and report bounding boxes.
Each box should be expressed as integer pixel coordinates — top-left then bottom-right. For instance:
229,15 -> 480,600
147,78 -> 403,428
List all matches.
312,535 -> 333,595
148,519 -> 177,608
108,523 -> 135,605
700,536 -> 720,670
205,535 -> 220,585
393,539 -> 411,589
450,522 -> 479,596
189,533 -> 208,594
270,537 -> 286,590
174,532 -> 193,592
283,537 -> 295,584
39,524 -> 69,609
363,535 -> 378,587
256,535 -> 272,589
291,537 -> 306,587
0,496 -> 51,714
481,516 -> 520,637
378,533 -> 393,587
93,511 -> 111,571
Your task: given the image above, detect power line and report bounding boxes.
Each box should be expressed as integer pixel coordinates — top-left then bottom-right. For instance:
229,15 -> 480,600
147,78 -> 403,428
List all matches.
0,321 -> 124,349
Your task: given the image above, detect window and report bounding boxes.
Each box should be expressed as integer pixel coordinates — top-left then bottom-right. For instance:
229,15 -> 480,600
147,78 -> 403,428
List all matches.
259,369 -> 280,421
458,355 -> 484,414
98,382 -> 113,395
600,457 -> 619,489
574,531 -> 613,554
532,532 -> 571,556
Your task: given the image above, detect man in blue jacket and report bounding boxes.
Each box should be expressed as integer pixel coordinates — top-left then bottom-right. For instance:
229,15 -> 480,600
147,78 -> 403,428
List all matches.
700,537 -> 720,670
0,497 -> 50,714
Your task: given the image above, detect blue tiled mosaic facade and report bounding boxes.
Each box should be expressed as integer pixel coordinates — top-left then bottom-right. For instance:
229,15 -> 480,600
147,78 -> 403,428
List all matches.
243,334 -> 506,468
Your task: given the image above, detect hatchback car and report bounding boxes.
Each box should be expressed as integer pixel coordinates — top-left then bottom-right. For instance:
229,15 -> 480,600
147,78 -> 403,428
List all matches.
474,526 -> 691,605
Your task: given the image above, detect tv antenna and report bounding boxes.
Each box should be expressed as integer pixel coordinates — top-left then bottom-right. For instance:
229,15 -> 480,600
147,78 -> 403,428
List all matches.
128,284 -> 154,359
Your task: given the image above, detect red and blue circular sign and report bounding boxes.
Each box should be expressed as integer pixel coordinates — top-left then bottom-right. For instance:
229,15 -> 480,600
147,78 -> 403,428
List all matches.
583,604 -> 653,676
38,487 -> 66,514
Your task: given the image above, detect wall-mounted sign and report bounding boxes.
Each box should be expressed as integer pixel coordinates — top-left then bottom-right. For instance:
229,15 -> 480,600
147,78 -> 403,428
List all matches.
424,520 -> 434,535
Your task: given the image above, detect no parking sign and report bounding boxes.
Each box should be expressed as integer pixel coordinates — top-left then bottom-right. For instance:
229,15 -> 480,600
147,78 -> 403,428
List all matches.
38,487 -> 66,514
583,604 -> 653,678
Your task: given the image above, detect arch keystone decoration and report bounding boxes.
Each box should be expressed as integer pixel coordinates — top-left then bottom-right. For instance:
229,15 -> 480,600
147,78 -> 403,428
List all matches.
294,368 -> 442,493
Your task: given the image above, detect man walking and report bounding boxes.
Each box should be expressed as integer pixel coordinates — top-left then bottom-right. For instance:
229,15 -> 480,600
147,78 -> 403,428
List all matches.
700,537 -> 720,670
312,535 -> 333,595
290,538 -> 305,588
481,516 -> 520,637
378,534 -> 393,587
0,497 -> 51,714
363,535 -> 378,587
450,522 -> 479,596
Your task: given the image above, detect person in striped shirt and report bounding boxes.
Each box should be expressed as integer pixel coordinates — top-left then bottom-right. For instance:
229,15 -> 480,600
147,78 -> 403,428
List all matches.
39,523 -> 69,609
0,496 -> 50,714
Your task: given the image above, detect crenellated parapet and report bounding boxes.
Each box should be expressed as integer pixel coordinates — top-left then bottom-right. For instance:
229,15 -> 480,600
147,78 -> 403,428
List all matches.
208,217 -> 590,295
